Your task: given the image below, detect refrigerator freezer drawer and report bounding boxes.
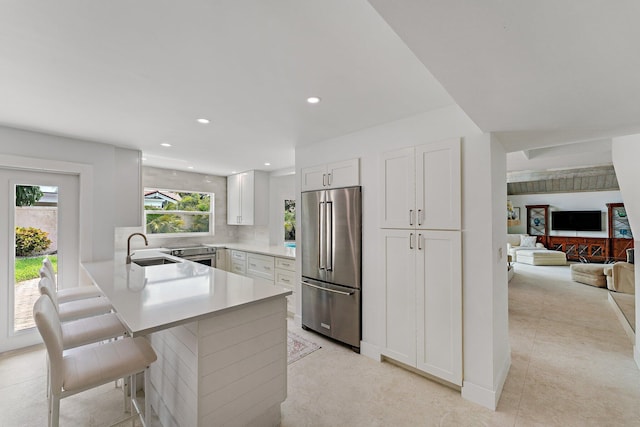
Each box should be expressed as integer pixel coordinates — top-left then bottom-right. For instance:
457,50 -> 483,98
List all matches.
301,279 -> 361,349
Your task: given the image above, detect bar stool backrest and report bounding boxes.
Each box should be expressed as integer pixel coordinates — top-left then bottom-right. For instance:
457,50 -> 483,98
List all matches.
33,295 -> 65,396
38,276 -> 60,310
40,266 -> 56,288
43,257 -> 56,283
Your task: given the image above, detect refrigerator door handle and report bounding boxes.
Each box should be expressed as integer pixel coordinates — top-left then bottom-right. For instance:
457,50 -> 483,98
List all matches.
319,202 -> 326,269
302,281 -> 355,296
326,201 -> 333,271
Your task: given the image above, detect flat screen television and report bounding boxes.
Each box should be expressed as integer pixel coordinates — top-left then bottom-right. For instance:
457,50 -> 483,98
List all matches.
551,210 -> 602,231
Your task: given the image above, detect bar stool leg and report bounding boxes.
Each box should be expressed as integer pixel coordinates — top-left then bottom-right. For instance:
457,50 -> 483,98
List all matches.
50,395 -> 60,427
145,366 -> 152,426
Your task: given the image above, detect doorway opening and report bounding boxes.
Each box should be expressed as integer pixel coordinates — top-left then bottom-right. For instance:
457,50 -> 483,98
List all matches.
14,185 -> 59,332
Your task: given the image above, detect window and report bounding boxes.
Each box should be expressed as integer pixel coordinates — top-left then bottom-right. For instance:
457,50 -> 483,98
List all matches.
284,199 -> 295,242
144,188 -> 213,235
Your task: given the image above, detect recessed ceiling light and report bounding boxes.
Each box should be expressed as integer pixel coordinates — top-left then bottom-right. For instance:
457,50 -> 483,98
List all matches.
160,143 -> 171,147
197,118 -> 211,124
187,166 -> 194,169
264,162 -> 271,166
141,157 -> 147,161
307,96 -> 321,104
231,171 -> 237,174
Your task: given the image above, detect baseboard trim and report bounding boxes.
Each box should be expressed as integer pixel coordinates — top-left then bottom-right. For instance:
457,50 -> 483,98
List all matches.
608,293 -> 636,345
494,352 -> 511,405
359,341 -> 381,361
461,354 -> 511,411
461,381 -> 497,410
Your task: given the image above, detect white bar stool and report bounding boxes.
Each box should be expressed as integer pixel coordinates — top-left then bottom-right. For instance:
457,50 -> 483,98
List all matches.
38,276 -> 112,322
34,295 -> 157,427
41,259 -> 103,303
45,306 -> 128,399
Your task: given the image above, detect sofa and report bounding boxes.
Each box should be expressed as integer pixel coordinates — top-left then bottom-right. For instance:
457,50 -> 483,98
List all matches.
507,234 -> 545,262
604,262 -> 635,294
570,263 -> 608,287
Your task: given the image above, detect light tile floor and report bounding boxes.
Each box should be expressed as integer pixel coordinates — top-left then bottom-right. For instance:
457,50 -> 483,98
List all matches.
1,263 -> 639,426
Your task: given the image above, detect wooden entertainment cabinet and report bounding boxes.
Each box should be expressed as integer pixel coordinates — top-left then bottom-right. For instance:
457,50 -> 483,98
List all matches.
546,236 -> 608,262
525,203 -> 634,263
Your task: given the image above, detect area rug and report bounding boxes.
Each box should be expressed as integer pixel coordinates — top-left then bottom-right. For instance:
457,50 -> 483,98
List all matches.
287,331 -> 321,364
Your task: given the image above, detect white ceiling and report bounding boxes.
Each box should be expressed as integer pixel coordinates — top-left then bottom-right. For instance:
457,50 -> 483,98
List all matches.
0,0 -> 453,176
2,1 -> 638,175
368,1 -> 640,160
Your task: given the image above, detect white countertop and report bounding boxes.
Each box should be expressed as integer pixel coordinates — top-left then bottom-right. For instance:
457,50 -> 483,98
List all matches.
82,251 -> 291,336
208,243 -> 296,259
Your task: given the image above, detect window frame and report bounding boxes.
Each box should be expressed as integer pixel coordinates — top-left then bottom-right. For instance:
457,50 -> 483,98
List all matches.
143,187 -> 214,238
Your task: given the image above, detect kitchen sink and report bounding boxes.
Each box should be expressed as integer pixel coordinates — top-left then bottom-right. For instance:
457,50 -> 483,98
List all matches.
132,257 -> 181,267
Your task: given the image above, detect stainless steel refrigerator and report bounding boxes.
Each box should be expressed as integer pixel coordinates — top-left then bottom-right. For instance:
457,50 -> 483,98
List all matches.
301,186 -> 361,351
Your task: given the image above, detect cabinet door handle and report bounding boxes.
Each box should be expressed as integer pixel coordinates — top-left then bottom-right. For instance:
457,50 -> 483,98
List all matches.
328,173 -> 332,186
418,233 -> 422,250
409,210 -> 414,226
418,209 -> 423,226
322,173 -> 327,186
409,233 -> 414,249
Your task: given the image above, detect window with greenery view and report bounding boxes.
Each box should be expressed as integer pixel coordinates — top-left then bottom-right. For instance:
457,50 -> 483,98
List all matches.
144,188 -> 213,235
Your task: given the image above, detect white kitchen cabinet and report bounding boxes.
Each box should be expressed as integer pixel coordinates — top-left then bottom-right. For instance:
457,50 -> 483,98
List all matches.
381,138 -> 460,230
215,248 -> 229,271
230,250 -> 247,275
301,158 -> 359,191
275,257 -> 296,316
226,249 -> 296,316
381,229 -> 462,386
227,170 -> 269,225
380,229 -> 417,366
246,252 -> 275,282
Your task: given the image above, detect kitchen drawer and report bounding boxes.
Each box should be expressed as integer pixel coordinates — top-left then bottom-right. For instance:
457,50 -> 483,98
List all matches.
230,250 -> 246,261
275,270 -> 295,287
247,253 -> 275,281
231,258 -> 246,275
275,257 -> 295,272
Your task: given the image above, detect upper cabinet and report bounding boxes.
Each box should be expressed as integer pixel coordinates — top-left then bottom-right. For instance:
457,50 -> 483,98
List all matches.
301,158 -> 359,191
381,138 -> 461,230
227,170 -> 269,225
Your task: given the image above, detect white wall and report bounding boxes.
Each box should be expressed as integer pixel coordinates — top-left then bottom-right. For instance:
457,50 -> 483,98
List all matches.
296,105 -> 509,409
507,191 -> 623,237
611,134 -> 640,369
459,134 -> 510,409
0,125 -> 141,260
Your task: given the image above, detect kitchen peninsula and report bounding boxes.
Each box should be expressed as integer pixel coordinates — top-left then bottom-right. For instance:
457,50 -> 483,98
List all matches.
82,252 -> 291,427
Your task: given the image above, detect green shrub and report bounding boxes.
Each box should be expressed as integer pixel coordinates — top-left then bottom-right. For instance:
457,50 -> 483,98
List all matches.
15,226 -> 51,256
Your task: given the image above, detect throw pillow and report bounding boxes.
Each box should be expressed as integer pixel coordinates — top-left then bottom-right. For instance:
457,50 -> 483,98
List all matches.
520,235 -> 537,247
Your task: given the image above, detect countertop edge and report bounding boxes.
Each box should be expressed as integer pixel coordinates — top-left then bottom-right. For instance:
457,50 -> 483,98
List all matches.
128,291 -> 292,337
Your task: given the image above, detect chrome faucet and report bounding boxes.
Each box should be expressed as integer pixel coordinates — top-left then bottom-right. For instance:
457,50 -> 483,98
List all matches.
126,232 -> 149,264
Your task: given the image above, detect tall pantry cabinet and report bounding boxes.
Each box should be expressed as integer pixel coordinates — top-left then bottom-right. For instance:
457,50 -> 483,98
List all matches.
380,138 -> 462,386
